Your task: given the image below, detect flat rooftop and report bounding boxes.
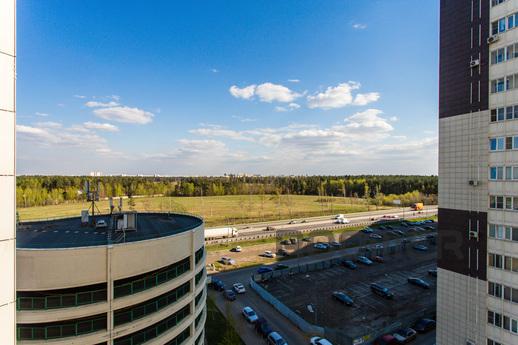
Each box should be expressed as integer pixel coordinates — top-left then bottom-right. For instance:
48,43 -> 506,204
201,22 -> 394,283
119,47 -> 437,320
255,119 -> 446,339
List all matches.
17,213 -> 203,249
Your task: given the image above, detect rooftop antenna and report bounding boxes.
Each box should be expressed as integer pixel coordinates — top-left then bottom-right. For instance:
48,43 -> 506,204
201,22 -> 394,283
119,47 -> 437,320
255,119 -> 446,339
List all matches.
85,179 -> 102,226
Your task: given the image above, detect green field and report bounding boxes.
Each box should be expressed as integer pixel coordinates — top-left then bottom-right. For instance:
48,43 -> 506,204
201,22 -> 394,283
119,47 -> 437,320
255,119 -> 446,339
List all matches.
17,194 -> 391,226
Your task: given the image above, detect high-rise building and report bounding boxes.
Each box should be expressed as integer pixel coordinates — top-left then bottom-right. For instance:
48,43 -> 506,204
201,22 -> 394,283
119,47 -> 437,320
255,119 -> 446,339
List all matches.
16,212 -> 207,345
0,0 -> 17,344
438,1 -> 518,344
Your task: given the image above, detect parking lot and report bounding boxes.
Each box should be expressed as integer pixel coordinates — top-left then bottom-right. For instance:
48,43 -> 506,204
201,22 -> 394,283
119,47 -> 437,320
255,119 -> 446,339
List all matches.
260,241 -> 437,339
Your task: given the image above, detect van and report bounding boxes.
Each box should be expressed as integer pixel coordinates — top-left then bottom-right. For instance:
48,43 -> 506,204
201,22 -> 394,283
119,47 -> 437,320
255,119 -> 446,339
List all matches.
267,332 -> 288,345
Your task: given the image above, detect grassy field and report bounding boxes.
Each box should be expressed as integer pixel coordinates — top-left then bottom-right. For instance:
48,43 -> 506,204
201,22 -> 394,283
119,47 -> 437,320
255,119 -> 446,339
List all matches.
17,194 -> 391,226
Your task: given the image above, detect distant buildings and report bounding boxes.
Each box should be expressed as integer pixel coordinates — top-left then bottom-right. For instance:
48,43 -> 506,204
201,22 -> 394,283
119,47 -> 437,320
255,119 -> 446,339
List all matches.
438,1 -> 518,344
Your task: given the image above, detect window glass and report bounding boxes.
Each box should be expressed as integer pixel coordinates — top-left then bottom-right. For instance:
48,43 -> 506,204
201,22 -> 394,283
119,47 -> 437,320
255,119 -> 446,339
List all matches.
495,312 -> 502,327
492,51 -> 498,65
506,197 -> 513,210
497,225 -> 505,238
498,78 -> 505,92
489,281 -> 495,295
514,136 -> 518,149
514,198 -> 518,210
489,224 -> 496,238
509,15 -> 515,30
499,48 -> 505,63
493,21 -> 499,35
491,109 -> 497,122
506,166 -> 513,179
508,44 -> 515,60
505,256 -> 512,270
515,43 -> 518,58
507,136 -> 513,149
499,107 -> 506,120
504,315 -> 511,330
490,167 -> 497,180
500,18 -> 507,33
497,167 -> 504,179
513,227 -> 518,241
514,167 -> 518,179
490,139 -> 497,151
507,75 -> 514,90
506,226 -> 512,239
488,310 -> 495,324
495,283 -> 502,297
497,196 -> 504,209
513,318 -> 518,333
505,286 -> 512,300
507,106 -> 514,120
490,196 -> 497,208
513,288 -> 518,303
513,257 -> 518,272
498,137 -> 505,150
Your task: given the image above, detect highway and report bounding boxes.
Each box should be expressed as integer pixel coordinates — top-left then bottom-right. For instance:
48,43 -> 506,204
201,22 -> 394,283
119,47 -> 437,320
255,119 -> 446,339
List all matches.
206,206 -> 437,241
209,232 -> 437,345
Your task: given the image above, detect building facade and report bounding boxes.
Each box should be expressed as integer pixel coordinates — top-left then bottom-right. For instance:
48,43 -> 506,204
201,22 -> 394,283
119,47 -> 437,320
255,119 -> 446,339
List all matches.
0,0 -> 17,344
438,1 -> 518,344
16,213 -> 206,345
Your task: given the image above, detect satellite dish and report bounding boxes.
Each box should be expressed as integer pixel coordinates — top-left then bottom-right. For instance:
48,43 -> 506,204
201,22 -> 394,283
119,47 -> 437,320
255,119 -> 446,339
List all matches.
307,305 -> 314,313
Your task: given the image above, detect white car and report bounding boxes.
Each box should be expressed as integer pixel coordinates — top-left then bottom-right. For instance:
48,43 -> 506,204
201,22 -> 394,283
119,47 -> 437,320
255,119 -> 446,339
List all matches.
95,219 -> 107,228
310,337 -> 333,345
233,282 -> 246,294
335,214 -> 345,219
233,246 -> 242,252
221,256 -> 236,265
335,218 -> 350,224
242,306 -> 259,323
263,250 -> 276,258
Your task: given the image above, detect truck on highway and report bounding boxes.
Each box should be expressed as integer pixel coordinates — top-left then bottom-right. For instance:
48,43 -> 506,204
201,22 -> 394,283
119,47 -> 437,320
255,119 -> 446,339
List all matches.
411,202 -> 424,211
205,227 -> 238,240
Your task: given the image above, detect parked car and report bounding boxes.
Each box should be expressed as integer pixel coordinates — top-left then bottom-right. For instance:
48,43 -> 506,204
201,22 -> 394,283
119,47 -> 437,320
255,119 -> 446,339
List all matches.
392,328 -> 417,343
332,291 -> 354,306
370,234 -> 383,240
257,266 -> 274,274
310,336 -> 334,345
407,277 -> 430,289
288,220 -> 296,224
314,243 -> 329,250
255,318 -> 273,337
263,250 -> 276,258
224,289 -> 236,301
95,219 -> 107,228
231,246 -> 242,252
301,219 -> 307,223
290,238 -> 298,244
386,225 -> 394,230
370,283 -> 394,299
277,248 -> 289,256
242,306 -> 258,323
362,228 -> 374,234
341,260 -> 357,269
274,263 -> 290,270
373,334 -> 398,345
267,331 -> 288,345
395,230 -> 405,236
413,318 -> 436,333
356,256 -> 373,266
373,255 -> 385,263
413,244 -> 428,251
210,277 -> 225,291
221,256 -> 236,265
302,237 -> 312,242
233,282 -> 246,294
280,239 -> 291,245
330,241 -> 341,247
266,226 -> 276,231
428,269 -> 438,277
425,226 -> 434,231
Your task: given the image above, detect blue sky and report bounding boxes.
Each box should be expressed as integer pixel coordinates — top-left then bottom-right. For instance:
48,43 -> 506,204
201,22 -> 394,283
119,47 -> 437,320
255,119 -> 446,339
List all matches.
16,0 -> 439,175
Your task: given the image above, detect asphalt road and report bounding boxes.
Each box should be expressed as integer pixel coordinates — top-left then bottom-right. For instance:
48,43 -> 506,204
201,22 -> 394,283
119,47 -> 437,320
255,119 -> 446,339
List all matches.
208,206 -> 437,240
209,233 -> 436,345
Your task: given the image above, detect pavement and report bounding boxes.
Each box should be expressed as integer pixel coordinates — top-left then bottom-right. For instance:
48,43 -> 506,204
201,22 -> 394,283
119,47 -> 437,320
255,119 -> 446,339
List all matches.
208,232 -> 437,345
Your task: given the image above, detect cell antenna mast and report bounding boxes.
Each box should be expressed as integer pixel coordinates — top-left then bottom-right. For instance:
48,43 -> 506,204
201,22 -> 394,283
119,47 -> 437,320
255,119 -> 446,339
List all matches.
85,179 -> 102,226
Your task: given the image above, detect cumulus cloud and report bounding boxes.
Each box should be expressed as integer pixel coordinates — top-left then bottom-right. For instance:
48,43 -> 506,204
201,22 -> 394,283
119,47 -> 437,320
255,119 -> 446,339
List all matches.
74,95 -> 86,99
229,85 -> 256,100
85,101 -> 120,108
16,123 -> 108,149
83,121 -> 119,132
307,82 -> 379,109
93,106 -> 154,124
35,121 -> 62,128
232,115 -> 257,123
211,68 -> 219,73
35,112 -> 49,117
288,79 -> 300,83
255,83 -> 300,103
229,82 -> 300,103
343,109 -> 393,133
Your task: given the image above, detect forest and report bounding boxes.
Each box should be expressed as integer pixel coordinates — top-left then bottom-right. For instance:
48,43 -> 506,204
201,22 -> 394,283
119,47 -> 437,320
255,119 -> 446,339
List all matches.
16,175 -> 438,208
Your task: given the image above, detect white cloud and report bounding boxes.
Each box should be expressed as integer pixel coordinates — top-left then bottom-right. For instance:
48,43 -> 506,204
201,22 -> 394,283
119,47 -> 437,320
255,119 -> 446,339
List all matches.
343,109 -> 393,133
93,106 -> 154,124
35,121 -> 62,128
275,103 -> 301,112
83,121 -> 119,132
352,92 -> 380,106
288,79 -> 300,83
229,85 -> 256,100
16,123 -> 108,149
74,95 -> 86,99
85,101 -> 120,108
255,83 -> 300,103
307,82 -> 379,109
35,112 -> 49,117
211,68 -> 219,73
352,23 -> 367,30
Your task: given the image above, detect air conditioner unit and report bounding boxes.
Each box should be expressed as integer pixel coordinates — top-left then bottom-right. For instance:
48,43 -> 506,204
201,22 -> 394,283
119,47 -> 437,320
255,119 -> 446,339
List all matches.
469,230 -> 479,239
470,59 -> 480,68
468,180 -> 479,186
488,35 -> 500,44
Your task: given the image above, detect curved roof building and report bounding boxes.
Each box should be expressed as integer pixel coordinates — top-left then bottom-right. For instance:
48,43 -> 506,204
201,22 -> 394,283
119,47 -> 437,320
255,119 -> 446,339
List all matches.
16,212 -> 206,345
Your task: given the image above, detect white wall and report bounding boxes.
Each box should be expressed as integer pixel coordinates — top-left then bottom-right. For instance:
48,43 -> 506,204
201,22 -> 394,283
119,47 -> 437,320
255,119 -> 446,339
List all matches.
0,0 -> 16,343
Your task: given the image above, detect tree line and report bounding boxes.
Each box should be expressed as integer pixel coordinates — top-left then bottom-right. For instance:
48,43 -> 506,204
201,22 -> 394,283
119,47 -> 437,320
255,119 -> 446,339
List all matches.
16,175 -> 437,208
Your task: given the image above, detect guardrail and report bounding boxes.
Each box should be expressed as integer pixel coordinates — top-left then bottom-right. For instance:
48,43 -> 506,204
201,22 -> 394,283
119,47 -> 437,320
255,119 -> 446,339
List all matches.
205,210 -> 437,245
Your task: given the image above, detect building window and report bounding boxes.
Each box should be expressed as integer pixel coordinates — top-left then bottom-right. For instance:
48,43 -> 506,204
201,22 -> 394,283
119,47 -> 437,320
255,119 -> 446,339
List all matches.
17,314 -> 107,341
492,0 -> 507,6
